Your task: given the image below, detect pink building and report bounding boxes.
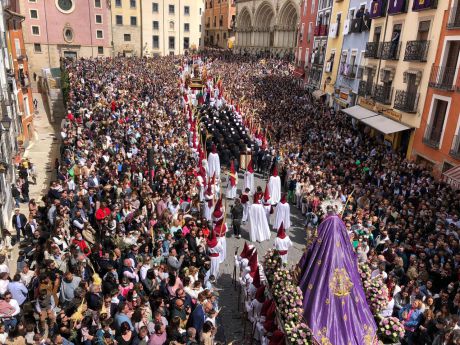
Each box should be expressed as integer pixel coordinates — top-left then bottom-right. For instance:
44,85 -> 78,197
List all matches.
19,0 -> 112,76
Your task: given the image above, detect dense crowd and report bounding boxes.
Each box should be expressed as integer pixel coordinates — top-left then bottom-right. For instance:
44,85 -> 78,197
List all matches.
1,57 -> 226,345
204,51 -> 460,345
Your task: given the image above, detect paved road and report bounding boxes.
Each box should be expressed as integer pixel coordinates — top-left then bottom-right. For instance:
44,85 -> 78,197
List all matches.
216,173 -> 306,344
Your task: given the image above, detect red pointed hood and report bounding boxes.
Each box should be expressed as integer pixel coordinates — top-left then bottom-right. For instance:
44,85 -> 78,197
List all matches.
198,147 -> 204,162
261,299 -> 274,317
277,222 -> 287,239
207,230 -> 217,248
205,182 -> 213,196
280,193 -> 287,204
230,161 -> 236,187
247,158 -> 254,173
269,330 -> 285,345
212,197 -> 223,220
271,164 -> 278,177
251,267 -> 261,288
253,192 -> 261,204
255,285 -> 265,303
248,250 -> 258,274
264,184 -> 271,204
211,143 -> 217,154
183,93 -> 188,102
199,166 -> 207,181
240,242 -> 250,258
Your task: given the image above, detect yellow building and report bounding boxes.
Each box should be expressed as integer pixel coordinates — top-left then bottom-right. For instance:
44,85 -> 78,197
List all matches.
346,0 -> 449,156
320,0 -> 350,103
141,0 -> 205,56
111,0 -> 142,56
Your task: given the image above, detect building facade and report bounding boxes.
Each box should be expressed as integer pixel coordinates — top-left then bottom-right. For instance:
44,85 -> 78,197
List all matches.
320,0 -> 351,102
333,0 -> 371,109
411,0 -> 460,179
0,0 -> 22,236
294,0 -> 319,83
306,0 -> 332,91
141,0 -> 205,56
5,3 -> 34,146
234,0 -> 300,57
19,0 -> 112,76
346,0 -> 447,157
111,0 -> 142,56
204,0 -> 236,49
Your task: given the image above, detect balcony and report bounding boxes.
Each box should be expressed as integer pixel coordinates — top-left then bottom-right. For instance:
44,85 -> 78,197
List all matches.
365,42 -> 380,59
404,40 -> 430,62
447,6 -> 460,29
358,80 -> 373,97
450,135 -> 460,159
314,24 -> 329,36
19,76 -> 30,89
423,124 -> 441,149
341,64 -> 358,78
350,18 -> 363,33
429,65 -> 457,91
380,41 -> 401,60
16,49 -> 28,61
312,54 -> 325,65
394,90 -> 419,113
373,84 -> 393,104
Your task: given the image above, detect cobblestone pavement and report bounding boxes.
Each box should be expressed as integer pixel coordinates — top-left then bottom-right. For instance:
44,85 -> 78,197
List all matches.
216,173 -> 306,344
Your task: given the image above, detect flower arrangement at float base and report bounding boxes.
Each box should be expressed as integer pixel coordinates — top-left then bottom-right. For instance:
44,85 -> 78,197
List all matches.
358,262 -> 371,285
378,317 -> 405,344
262,249 -> 312,344
363,276 -> 389,316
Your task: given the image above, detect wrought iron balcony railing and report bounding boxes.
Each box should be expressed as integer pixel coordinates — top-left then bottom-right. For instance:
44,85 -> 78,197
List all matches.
404,40 -> 429,62
447,6 -> 460,29
393,90 -> 419,113
380,41 -> 401,60
350,18 -> 363,33
373,84 -> 393,104
358,80 -> 373,97
429,65 -> 457,91
340,64 -> 358,78
365,42 -> 380,59
423,124 -> 441,149
450,135 -> 460,159
312,54 -> 325,65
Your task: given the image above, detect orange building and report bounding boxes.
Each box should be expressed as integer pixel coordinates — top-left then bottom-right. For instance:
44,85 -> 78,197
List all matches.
411,1 -> 460,186
204,0 -> 236,48
5,3 -> 34,146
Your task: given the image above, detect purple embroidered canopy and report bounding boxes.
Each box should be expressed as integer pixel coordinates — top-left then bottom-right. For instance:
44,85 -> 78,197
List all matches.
298,215 -> 377,345
412,0 -> 435,11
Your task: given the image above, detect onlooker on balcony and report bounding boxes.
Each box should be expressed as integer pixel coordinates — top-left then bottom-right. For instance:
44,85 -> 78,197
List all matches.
390,31 -> 400,59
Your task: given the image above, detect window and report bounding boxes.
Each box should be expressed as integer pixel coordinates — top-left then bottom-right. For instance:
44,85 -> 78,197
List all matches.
311,0 -> 315,13
426,99 -> 449,148
199,24 -> 202,33
308,22 -> 313,42
124,34 -> 131,41
96,30 -> 103,39
30,9 -> 38,19
223,32 -> 226,39
31,26 -> 40,35
199,8 -> 202,15
130,0 -> 136,8
184,37 -> 189,49
169,5 -> 175,14
95,15 -> 102,24
130,16 -> 137,26
116,15 -> 123,25
169,36 -> 175,50
184,6 -> 190,15
153,21 -> 159,30
303,0 -> 307,16
184,23 -> 190,32
169,21 -> 174,30
152,2 -> 159,12
115,0 -> 122,7
98,46 -> 104,54
34,43 -> 41,52
152,35 -> 159,48
94,0 -> 101,8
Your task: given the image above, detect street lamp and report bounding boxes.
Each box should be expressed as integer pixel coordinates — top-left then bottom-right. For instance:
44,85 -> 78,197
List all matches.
1,116 -> 12,131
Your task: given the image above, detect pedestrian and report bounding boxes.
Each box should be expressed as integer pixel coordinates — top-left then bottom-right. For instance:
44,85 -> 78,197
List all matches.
11,208 -> 27,243
11,184 -> 20,208
230,197 -> 243,238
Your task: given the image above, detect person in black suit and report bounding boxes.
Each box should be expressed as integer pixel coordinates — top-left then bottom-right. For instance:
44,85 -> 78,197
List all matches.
12,208 -> 27,243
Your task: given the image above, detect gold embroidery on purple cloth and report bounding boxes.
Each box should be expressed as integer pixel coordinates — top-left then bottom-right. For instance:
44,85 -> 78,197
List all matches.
363,324 -> 376,345
308,283 -> 313,290
317,328 -> 332,345
343,314 -> 348,321
329,268 -> 354,297
317,259 -> 322,266
325,298 -> 330,305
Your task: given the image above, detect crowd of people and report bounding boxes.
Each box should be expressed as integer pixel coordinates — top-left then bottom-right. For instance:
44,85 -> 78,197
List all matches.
203,51 -> 460,345
0,56 -> 237,345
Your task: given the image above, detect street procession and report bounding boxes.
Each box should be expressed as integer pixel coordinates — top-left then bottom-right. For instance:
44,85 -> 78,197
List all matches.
0,0 -> 459,344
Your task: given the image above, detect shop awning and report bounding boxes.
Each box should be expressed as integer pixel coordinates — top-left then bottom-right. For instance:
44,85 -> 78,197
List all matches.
342,105 -> 379,120
312,90 -> 325,99
361,115 -> 411,135
443,165 -> 460,190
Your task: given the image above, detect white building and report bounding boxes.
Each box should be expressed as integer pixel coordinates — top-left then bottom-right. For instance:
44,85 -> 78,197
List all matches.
141,0 -> 205,56
234,0 -> 300,56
